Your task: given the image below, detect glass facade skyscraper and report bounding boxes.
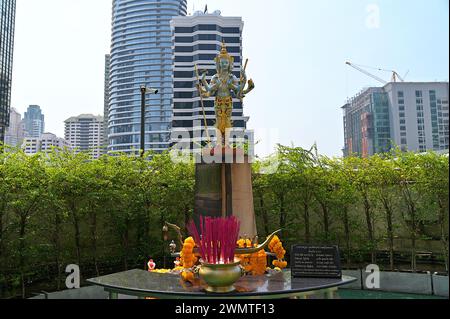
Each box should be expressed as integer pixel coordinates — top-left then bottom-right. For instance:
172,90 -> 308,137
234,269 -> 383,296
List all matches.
0,0 -> 16,143
24,105 -> 45,138
103,54 -> 111,153
108,0 -> 187,154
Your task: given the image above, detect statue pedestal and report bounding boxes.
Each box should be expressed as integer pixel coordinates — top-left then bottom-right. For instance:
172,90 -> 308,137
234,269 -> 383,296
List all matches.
194,147 -> 257,238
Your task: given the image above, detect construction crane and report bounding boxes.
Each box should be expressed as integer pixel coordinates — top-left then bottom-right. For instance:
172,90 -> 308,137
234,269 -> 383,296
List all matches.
346,62 -> 406,84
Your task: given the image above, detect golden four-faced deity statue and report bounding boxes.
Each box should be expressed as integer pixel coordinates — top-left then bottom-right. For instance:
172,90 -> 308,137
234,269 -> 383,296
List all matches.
197,42 -> 255,140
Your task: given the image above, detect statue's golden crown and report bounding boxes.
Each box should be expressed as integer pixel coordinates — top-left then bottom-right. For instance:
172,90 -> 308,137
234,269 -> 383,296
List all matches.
215,42 -> 234,65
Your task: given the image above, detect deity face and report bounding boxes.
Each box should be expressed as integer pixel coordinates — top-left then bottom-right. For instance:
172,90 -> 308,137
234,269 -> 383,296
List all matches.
219,58 -> 230,72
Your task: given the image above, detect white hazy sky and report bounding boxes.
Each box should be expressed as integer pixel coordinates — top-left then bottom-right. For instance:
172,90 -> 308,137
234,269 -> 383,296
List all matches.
11,0 -> 449,157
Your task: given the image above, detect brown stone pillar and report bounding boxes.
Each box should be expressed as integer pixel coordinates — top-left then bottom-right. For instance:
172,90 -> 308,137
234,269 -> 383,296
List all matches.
230,157 -> 257,238
194,147 -> 257,238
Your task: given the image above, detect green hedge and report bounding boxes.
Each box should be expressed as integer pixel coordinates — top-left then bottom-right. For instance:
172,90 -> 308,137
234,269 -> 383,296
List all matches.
0,144 -> 448,298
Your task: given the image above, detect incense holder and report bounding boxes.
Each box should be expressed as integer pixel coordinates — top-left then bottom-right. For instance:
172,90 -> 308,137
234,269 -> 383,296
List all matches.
199,260 -> 244,293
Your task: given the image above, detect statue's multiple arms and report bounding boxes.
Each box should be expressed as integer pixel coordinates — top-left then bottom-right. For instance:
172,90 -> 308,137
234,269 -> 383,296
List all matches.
231,75 -> 242,95
234,68 -> 255,98
237,68 -> 247,92
242,79 -> 255,95
198,67 -> 254,98
201,72 -> 209,88
200,74 -> 220,98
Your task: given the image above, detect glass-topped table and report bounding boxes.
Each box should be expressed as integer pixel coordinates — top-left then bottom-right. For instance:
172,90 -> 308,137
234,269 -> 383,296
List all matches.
87,269 -> 356,299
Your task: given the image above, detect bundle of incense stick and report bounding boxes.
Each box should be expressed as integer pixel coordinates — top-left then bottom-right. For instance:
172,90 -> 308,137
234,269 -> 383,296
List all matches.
188,216 -> 240,265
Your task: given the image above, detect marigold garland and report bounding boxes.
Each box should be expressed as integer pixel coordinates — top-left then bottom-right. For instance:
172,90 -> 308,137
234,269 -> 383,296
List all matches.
181,270 -> 195,282
151,269 -> 172,274
180,237 -> 197,283
236,239 -> 267,276
236,238 -> 252,272
268,235 -> 288,270
237,238 -> 252,249
248,248 -> 267,276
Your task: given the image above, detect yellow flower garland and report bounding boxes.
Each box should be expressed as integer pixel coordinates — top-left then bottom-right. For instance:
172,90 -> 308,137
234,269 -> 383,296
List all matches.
268,235 -> 288,270
151,269 -> 169,274
236,239 -> 267,276
180,237 -> 197,283
248,248 -> 267,276
236,238 -> 252,272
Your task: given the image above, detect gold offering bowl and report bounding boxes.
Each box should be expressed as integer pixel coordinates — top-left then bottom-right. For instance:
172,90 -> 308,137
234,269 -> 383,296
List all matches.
196,229 -> 281,293
164,225 -> 282,294
199,260 -> 244,293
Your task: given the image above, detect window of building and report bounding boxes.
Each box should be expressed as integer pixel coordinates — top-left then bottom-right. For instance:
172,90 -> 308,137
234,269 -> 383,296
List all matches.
175,46 -> 193,53
198,24 -> 218,31
175,56 -> 193,62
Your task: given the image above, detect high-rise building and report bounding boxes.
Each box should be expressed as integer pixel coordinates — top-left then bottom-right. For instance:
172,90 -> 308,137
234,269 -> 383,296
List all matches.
170,10 -> 249,152
0,0 -> 16,143
103,54 -> 111,153
39,133 -> 71,153
4,107 -> 24,146
64,114 -> 104,159
23,105 -> 45,138
22,137 -> 39,154
343,82 -> 449,157
108,0 -> 188,154
22,133 -> 70,155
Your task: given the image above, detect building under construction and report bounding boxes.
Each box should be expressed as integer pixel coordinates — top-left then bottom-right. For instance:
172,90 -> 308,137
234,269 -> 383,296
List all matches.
343,82 -> 449,157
